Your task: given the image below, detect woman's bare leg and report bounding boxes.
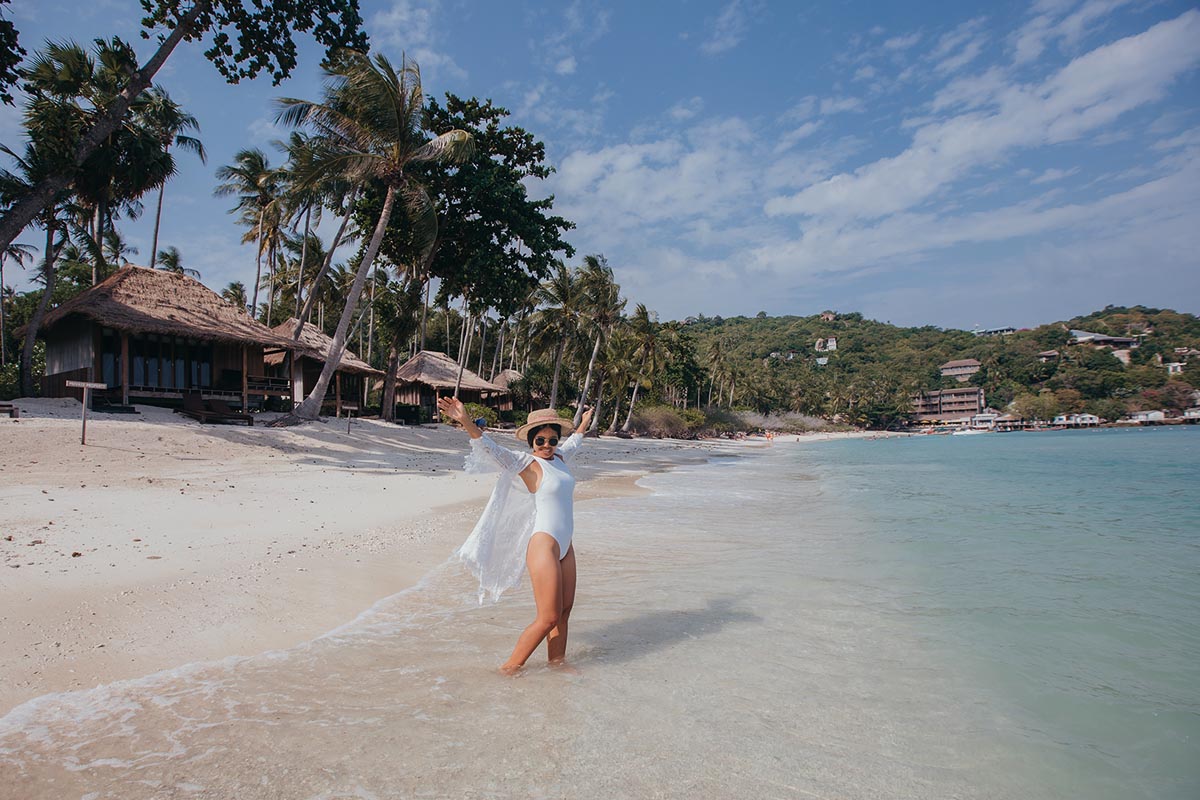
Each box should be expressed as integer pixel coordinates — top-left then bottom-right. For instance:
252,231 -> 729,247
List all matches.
500,533 -> 562,674
547,545 -> 575,664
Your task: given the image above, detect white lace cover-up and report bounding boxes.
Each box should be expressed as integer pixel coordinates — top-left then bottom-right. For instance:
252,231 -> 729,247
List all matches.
456,432 -> 583,603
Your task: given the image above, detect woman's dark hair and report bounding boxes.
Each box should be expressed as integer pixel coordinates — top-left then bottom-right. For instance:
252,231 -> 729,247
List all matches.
526,423 -> 562,447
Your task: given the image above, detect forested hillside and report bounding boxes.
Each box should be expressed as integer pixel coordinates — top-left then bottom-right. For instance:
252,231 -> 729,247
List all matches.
684,306 -> 1200,427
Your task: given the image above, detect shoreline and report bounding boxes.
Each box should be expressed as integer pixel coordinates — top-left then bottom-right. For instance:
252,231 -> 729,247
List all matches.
0,399 -> 736,716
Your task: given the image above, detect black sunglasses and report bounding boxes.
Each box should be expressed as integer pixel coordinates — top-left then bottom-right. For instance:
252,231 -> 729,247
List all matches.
534,436 -> 560,447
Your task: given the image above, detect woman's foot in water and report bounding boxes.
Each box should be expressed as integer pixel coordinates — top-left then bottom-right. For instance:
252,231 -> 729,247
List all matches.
549,659 -> 581,675
498,662 -> 524,677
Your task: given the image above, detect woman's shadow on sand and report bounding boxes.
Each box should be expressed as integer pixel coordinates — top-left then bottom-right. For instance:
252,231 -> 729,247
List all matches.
573,597 -> 760,665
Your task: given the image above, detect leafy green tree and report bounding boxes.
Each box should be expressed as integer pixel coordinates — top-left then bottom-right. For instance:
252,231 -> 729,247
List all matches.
0,239 -> 34,366
0,0 -> 367,254
0,0 -> 23,106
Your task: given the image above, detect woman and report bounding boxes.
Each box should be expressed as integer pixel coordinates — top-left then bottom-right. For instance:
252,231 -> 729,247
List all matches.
437,398 -> 595,674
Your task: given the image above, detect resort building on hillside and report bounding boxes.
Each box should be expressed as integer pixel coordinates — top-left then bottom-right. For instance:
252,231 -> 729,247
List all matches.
973,326 -> 1016,337
1129,409 -> 1166,423
1166,362 -> 1185,375
1184,408 -> 1200,421
815,337 -> 837,352
22,266 -> 295,410
910,387 -> 985,423
1069,329 -> 1139,348
939,358 -> 981,381
1037,350 -> 1059,363
819,311 -> 837,322
264,319 -> 383,416
390,350 -> 508,422
1053,413 -> 1100,427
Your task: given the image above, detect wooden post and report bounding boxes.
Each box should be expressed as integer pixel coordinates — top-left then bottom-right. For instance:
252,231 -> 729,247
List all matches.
66,380 -> 107,445
241,346 -> 248,411
120,333 -> 129,406
335,372 -> 342,417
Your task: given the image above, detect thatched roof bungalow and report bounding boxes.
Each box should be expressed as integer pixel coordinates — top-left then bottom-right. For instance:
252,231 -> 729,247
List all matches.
265,319 -> 383,416
390,350 -> 507,422
25,266 -> 294,409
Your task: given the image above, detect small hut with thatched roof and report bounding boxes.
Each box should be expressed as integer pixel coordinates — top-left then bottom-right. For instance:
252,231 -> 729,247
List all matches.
391,350 -> 507,422
265,318 -> 383,416
26,266 -> 295,409
489,369 -> 523,412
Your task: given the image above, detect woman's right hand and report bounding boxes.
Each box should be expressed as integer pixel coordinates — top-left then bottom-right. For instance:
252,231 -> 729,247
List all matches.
437,396 -> 467,424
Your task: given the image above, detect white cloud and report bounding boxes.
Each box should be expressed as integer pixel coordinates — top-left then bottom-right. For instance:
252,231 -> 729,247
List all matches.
819,96 -> 864,115
1011,0 -> 1137,64
555,56 -> 578,75
702,0 -> 753,55
1031,167 -> 1080,183
667,97 -> 705,121
370,0 -> 466,81
883,32 -> 921,50
765,10 -> 1200,220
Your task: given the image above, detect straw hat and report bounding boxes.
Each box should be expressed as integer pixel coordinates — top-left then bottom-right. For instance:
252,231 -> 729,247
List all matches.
515,408 -> 575,442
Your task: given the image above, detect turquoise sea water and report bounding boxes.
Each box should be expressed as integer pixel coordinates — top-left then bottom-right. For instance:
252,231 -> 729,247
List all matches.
0,427 -> 1196,798
776,426 -> 1200,798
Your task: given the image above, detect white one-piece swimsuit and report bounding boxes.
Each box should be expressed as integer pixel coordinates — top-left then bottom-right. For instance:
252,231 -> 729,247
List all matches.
531,454 -> 576,559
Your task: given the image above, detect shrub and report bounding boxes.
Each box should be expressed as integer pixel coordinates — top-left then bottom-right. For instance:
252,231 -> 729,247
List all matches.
628,405 -> 690,438
463,402 -> 498,428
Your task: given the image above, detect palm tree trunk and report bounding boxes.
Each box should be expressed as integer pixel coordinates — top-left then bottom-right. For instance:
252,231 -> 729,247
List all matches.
476,316 -> 487,376
549,335 -> 566,408
266,238 -> 274,325
294,204 -> 311,320
149,180 -> 166,270
381,343 -> 400,422
0,256 -> 6,367
21,222 -> 61,396
590,372 -> 606,434
574,333 -> 602,426
366,263 -> 376,362
621,380 -> 642,432
490,321 -> 503,380
0,0 -> 208,255
419,276 -> 430,350
298,185 -> 358,335
292,184 -> 397,421
606,389 -> 622,434
251,207 -> 264,314
453,312 -> 475,399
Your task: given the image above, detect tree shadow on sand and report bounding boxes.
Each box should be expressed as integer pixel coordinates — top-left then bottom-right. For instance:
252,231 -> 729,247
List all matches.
573,597 -> 760,665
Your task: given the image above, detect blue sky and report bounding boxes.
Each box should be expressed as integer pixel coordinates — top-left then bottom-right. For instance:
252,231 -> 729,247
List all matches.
2,0 -> 1198,329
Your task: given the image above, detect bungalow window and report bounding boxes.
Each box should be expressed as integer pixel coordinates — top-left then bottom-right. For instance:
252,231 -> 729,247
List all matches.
100,329 -> 120,388
132,338 -> 146,386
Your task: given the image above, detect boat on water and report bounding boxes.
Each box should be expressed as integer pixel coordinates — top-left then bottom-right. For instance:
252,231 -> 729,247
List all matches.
951,428 -> 991,435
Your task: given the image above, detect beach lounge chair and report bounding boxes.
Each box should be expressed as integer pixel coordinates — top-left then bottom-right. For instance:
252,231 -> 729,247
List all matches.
207,398 -> 254,426
0,402 -> 18,419
177,391 -> 220,424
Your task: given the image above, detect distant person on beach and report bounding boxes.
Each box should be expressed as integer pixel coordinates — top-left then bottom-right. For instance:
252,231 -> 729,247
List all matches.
437,397 -> 594,675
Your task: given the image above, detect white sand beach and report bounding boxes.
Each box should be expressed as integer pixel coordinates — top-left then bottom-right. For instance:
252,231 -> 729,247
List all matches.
0,399 -> 733,716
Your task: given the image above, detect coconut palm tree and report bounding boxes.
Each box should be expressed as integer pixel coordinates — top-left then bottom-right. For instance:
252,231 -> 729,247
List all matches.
274,51 -> 473,421
531,260 -> 583,408
221,280 -> 248,310
573,254 -> 624,426
214,148 -> 280,315
622,303 -> 661,432
140,87 -> 205,270
22,38 -> 173,286
0,140 -> 72,395
0,241 -> 35,366
155,245 -> 199,278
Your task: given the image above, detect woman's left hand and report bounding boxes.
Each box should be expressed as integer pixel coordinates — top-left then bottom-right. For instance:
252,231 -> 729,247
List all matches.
578,406 -> 594,432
